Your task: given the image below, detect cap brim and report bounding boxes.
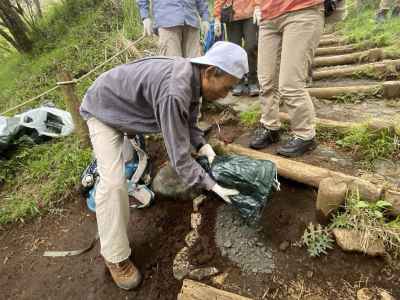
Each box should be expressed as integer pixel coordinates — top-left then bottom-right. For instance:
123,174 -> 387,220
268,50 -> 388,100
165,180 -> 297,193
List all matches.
190,57 -> 216,68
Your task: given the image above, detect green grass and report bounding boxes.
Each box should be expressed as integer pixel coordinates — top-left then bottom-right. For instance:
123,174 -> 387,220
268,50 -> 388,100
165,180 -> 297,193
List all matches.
337,0 -> 400,49
336,125 -> 400,165
0,0 -> 145,224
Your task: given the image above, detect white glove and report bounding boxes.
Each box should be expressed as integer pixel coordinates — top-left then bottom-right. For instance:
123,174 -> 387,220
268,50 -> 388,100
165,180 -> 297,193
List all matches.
211,184 -> 239,204
201,21 -> 210,35
253,6 -> 262,25
198,144 -> 216,165
143,18 -> 153,36
214,19 -> 222,37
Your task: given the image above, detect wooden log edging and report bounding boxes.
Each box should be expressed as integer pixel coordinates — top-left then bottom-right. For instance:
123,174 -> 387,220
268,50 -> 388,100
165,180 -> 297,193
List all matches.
278,112 -> 399,134
211,140 -> 385,202
312,59 -> 400,80
178,279 -> 253,300
307,84 -> 381,99
313,49 -> 384,68
318,37 -> 348,47
316,44 -> 359,57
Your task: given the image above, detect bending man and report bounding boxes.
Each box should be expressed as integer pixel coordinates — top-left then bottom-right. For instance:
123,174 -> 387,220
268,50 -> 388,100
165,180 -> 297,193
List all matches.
80,41 -> 248,290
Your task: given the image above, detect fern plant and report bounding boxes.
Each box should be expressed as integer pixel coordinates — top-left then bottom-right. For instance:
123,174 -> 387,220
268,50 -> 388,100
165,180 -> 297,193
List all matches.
302,223 -> 334,257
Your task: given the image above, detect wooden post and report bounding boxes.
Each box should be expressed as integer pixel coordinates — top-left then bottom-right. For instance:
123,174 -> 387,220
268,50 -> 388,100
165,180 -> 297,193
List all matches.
316,44 -> 358,57
57,68 -> 90,148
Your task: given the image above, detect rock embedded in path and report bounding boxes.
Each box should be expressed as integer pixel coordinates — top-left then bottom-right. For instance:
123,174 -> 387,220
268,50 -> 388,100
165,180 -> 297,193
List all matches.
173,247 -> 193,280
279,241 -> 290,251
382,81 -> 400,99
316,177 -> 347,224
333,229 -> 385,257
357,288 -> 395,300
188,267 -> 220,281
152,163 -> 200,200
385,190 -> 400,216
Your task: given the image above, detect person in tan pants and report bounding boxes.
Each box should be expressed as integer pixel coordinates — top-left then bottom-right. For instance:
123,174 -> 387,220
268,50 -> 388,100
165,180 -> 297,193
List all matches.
250,1 -> 324,157
376,0 -> 400,22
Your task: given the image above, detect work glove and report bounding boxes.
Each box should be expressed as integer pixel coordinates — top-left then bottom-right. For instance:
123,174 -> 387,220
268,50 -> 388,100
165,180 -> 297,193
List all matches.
143,18 -> 153,36
201,20 -> 210,35
214,19 -> 222,37
198,144 -> 216,165
211,184 -> 239,204
253,6 -> 262,25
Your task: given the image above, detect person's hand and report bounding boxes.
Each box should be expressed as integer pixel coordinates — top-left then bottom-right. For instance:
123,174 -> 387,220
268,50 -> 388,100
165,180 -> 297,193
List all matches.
201,21 -> 210,35
214,19 -> 222,37
143,18 -> 153,36
198,144 -> 216,165
211,184 -> 239,204
253,6 -> 261,25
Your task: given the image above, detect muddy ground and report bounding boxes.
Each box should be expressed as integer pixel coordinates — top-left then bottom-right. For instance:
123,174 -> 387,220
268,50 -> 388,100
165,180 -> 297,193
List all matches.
1,176 -> 399,299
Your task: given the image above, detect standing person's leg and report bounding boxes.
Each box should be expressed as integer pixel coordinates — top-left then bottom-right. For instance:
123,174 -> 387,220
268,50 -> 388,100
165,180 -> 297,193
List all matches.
276,5 -> 324,157
182,26 -> 201,58
158,26 -> 183,57
87,118 -> 141,290
243,18 -> 259,96
226,20 -> 247,96
377,0 -> 391,21
249,19 -> 282,149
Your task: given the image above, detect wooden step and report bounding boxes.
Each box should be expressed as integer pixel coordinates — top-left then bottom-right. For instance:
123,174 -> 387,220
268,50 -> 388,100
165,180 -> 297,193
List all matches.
313,59 -> 400,80
313,49 -> 384,68
316,44 -> 359,56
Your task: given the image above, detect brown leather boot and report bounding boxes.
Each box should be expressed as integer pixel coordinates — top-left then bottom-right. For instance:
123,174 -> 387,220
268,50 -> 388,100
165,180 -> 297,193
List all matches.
105,258 -> 142,290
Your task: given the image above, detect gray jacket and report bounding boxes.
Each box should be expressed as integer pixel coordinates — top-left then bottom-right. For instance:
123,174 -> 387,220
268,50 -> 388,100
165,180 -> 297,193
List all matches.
80,57 -> 215,190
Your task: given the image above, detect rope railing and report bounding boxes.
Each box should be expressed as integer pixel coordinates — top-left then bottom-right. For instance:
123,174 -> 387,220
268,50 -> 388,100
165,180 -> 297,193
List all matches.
1,35 -> 145,116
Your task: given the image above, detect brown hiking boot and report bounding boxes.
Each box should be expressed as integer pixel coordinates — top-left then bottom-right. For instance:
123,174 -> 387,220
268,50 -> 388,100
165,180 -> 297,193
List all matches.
105,258 -> 142,290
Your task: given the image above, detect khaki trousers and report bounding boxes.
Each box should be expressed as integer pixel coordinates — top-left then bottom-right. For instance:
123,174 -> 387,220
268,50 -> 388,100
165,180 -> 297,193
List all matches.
87,117 -> 131,264
158,25 -> 201,58
257,5 -> 324,140
380,0 -> 400,10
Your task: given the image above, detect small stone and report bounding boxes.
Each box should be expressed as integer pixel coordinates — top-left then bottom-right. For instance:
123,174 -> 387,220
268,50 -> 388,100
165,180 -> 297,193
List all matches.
252,268 -> 258,273
279,241 -> 290,251
188,267 -> 219,281
256,242 -> 264,247
173,247 -> 192,280
357,288 -> 395,300
224,240 -> 232,248
184,230 -> 199,248
333,229 -> 385,257
191,213 -> 202,230
306,270 -> 314,278
193,195 -> 207,212
211,272 -> 228,286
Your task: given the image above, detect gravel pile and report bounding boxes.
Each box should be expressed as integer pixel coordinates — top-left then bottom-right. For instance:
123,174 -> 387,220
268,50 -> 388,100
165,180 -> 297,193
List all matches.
214,205 -> 275,274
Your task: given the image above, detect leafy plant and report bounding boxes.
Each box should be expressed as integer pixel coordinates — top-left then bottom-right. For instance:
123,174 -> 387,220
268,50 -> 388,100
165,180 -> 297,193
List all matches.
302,223 -> 334,257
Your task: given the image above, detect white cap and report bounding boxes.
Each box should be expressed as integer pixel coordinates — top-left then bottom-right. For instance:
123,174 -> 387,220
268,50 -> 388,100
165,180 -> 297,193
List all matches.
190,41 -> 249,79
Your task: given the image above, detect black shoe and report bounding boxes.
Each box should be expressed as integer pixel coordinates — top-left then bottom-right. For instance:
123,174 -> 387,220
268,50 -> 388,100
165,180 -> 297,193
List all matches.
277,137 -> 317,157
392,6 -> 400,17
249,127 -> 280,150
376,9 -> 388,22
248,83 -> 259,97
232,83 -> 245,96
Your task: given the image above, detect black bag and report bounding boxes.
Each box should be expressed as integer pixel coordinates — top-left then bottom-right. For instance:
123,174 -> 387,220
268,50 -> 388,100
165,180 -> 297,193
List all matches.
221,1 -> 234,23
324,0 -> 337,17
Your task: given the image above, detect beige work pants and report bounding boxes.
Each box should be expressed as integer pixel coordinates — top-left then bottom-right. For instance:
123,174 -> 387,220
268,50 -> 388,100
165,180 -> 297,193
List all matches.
87,117 -> 131,264
380,0 -> 400,10
257,5 -> 324,140
158,25 -> 201,58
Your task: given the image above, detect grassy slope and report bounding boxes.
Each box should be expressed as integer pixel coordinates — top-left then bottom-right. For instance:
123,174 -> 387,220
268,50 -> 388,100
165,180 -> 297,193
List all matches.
0,0 -> 143,224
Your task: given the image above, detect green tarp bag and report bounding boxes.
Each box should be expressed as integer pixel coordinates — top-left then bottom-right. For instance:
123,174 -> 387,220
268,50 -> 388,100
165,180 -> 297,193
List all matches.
199,155 -> 280,224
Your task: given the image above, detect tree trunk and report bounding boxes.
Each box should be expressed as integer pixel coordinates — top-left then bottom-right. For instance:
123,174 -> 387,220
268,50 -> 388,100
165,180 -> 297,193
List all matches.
33,0 -> 42,18
0,0 -> 33,53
